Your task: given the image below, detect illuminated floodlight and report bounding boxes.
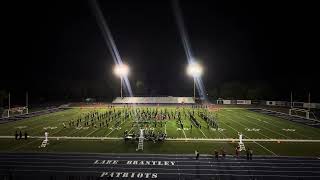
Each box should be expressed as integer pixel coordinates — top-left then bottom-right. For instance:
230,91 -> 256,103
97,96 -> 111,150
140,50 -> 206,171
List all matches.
113,63 -> 129,98
114,64 -> 129,77
187,62 -> 203,77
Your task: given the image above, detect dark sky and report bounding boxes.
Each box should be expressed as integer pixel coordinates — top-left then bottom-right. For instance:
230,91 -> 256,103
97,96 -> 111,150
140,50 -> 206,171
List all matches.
2,0 -> 319,103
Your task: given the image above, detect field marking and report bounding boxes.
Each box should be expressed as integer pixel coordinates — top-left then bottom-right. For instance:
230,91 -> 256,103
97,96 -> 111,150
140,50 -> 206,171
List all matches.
222,114 -> 270,139
217,114 -> 277,156
14,111 -> 79,134
84,127 -> 101,137
245,111 -> 315,139
127,127 -> 134,134
242,111 -> 312,139
198,129 -> 207,138
225,111 -> 291,139
105,120 -> 126,137
14,111 -> 80,134
219,114 -> 272,139
2,135 -> 320,142
182,128 -> 187,140
164,123 -> 167,135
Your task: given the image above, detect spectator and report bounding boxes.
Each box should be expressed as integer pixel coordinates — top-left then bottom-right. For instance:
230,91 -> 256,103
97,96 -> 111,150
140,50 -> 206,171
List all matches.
246,148 -> 250,160
221,147 -> 226,159
214,149 -> 219,160
235,146 -> 239,158
24,131 -> 28,140
195,150 -> 199,160
15,131 -> 18,140
249,149 -> 253,160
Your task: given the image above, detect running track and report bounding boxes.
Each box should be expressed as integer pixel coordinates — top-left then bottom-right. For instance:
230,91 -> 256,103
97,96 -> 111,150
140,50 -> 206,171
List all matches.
0,153 -> 319,179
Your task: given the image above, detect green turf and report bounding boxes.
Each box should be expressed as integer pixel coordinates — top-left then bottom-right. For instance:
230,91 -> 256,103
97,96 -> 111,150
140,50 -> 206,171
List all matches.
0,107 -> 319,156
1,139 -> 319,157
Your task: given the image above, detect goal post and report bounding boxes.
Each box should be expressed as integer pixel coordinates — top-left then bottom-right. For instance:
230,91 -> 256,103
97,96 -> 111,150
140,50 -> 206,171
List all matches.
289,108 -> 317,120
2,106 -> 28,118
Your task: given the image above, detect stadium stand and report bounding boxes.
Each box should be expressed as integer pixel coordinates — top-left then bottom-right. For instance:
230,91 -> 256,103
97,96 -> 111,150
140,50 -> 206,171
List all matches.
112,97 -> 195,104
250,108 -> 320,128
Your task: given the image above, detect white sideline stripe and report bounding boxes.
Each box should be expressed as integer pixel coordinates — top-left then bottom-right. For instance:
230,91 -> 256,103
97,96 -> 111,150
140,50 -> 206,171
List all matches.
0,164 -> 319,174
1,135 -> 320,142
2,169 -> 320,178
1,160 -> 319,168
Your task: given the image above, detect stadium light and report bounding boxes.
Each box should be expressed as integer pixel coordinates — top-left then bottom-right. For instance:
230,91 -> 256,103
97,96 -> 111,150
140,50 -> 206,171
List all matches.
187,62 -> 202,77
187,62 -> 203,100
114,64 -> 129,77
114,64 -> 129,98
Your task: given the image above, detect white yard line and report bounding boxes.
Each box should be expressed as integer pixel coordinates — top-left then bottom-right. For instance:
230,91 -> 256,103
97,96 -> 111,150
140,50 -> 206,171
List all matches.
127,127 -> 134,134
85,128 -> 101,137
105,120 -> 126,137
225,111 -> 291,139
220,114 -> 272,139
217,114 -> 278,156
182,129 -> 187,140
199,129 -> 207,138
164,123 -> 167,134
246,111 -> 314,139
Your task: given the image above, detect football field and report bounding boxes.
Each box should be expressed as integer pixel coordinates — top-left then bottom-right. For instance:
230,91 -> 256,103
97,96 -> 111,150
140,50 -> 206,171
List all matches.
0,107 -> 320,156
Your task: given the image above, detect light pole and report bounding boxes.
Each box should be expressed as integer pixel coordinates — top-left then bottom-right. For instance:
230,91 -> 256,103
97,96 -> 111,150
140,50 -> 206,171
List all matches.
114,64 -> 129,98
26,91 -> 29,114
193,77 -> 195,99
187,62 -> 203,100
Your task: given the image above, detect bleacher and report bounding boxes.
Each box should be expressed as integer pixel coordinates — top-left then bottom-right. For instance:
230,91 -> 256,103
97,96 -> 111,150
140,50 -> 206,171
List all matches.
250,108 -> 320,128
112,97 -> 195,104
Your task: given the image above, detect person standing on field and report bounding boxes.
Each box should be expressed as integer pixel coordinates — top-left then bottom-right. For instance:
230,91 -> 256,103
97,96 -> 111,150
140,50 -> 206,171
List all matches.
195,150 -> 199,160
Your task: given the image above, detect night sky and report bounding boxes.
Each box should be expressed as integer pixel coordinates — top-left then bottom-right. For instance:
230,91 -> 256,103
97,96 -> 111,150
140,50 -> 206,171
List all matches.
2,0 -> 319,103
